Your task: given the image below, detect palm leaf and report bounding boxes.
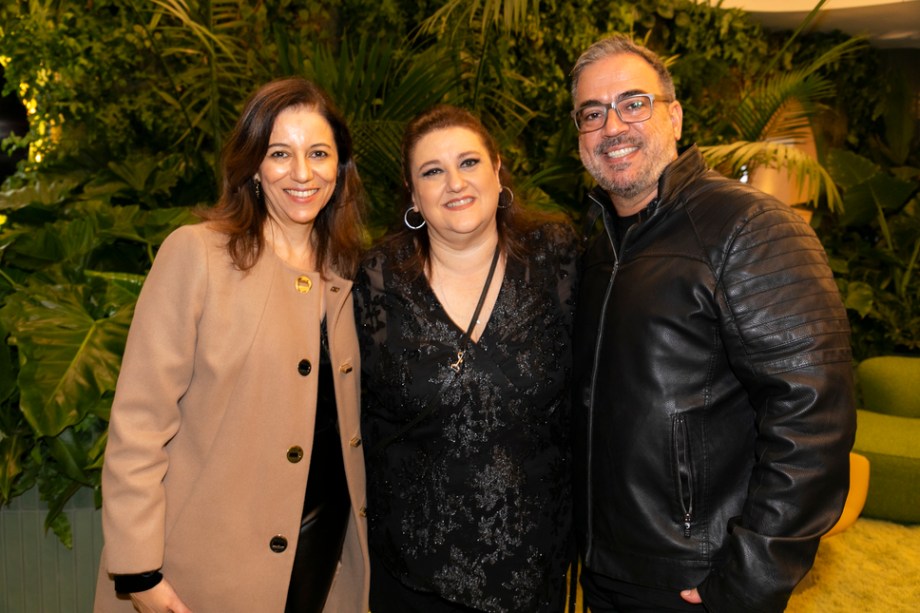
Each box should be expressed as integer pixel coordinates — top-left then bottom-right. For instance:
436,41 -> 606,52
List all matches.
702,140 -> 842,211
150,0 -> 245,65
420,0 -> 539,36
701,34 -> 865,212
136,0 -> 265,161
731,71 -> 832,142
731,33 -> 864,143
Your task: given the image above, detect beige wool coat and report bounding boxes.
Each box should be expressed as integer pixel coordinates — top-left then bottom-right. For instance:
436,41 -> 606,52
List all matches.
94,222 -> 369,613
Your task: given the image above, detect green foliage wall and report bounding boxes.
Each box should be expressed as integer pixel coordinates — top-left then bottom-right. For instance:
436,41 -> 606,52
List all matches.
0,0 -> 916,545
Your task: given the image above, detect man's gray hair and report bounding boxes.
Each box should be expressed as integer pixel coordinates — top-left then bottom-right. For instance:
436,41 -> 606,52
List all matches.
571,35 -> 676,102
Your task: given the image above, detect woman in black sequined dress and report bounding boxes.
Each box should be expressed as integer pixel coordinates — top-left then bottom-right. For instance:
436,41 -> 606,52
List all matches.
353,105 -> 578,613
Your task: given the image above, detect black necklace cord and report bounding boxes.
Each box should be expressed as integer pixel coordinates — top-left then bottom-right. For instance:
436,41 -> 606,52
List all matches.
449,244 -> 501,373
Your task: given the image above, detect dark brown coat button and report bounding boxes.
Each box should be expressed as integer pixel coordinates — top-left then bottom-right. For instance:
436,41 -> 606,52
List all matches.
269,535 -> 287,552
287,446 -> 304,463
297,359 -> 311,376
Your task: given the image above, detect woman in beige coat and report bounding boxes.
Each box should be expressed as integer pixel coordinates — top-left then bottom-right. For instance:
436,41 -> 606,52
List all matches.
94,78 -> 369,613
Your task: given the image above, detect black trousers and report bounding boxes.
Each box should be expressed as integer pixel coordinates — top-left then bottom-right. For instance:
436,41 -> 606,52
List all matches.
283,492 -> 350,613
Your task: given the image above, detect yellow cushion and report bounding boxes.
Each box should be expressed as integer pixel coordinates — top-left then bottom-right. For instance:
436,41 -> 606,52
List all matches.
823,452 -> 870,538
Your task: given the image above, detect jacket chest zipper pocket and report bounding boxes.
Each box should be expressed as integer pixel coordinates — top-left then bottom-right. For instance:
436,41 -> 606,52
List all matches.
672,415 -> 694,538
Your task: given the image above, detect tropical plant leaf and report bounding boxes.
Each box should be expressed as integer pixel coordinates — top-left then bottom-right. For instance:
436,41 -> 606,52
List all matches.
420,0 -> 539,35
351,118 -> 407,229
150,0 -> 245,66
700,140 -> 842,211
880,76 -> 918,166
46,428 -> 92,486
827,149 -> 917,227
826,148 -> 879,189
0,176 -> 84,211
702,34 -> 865,214
91,156 -> 197,206
107,158 -> 158,193
844,280 -> 875,317
139,0 -> 265,159
306,35 -> 457,123
739,31 -> 865,134
1,216 -> 99,269
0,278 -> 136,437
0,433 -> 29,502
84,270 -> 148,289
731,71 -> 834,143
0,318 -> 16,403
87,427 -> 109,470
45,494 -> 76,548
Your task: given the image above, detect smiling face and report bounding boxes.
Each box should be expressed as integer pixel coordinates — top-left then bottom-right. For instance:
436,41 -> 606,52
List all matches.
575,52 -> 683,215
255,105 -> 338,234
408,126 -> 502,246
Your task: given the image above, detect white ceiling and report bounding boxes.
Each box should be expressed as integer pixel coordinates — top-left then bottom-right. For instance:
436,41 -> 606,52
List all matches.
718,0 -> 920,47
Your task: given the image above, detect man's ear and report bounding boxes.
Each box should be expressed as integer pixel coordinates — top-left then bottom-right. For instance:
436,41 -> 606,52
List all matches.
670,100 -> 684,142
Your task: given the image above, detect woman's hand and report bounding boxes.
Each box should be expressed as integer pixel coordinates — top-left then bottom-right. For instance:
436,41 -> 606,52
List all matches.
130,578 -> 192,613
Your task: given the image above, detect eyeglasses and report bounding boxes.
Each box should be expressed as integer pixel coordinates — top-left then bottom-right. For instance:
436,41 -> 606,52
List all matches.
571,94 -> 672,134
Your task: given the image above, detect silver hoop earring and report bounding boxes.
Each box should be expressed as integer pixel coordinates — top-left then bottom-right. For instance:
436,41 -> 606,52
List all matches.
404,206 -> 426,230
254,179 -> 262,200
498,185 -> 514,209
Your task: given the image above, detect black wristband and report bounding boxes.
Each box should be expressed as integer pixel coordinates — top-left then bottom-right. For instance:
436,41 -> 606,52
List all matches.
114,570 -> 164,594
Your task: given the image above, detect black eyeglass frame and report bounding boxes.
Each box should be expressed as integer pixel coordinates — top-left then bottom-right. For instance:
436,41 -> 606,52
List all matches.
571,93 -> 673,134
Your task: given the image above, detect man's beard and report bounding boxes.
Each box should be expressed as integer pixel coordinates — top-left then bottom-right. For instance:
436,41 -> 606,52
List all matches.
582,135 -> 672,200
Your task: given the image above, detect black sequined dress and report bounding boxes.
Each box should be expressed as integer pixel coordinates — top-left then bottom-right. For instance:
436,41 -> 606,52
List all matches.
354,223 -> 578,613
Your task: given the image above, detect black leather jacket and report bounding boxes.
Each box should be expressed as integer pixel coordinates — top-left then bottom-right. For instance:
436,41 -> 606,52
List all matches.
573,146 -> 856,612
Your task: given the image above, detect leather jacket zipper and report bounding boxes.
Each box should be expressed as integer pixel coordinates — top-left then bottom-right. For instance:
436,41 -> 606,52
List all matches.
673,414 -> 694,538
584,197 -> 630,561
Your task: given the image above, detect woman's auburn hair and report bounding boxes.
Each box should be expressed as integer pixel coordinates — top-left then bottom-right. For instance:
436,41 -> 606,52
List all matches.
199,77 -> 366,278
383,103 -> 564,280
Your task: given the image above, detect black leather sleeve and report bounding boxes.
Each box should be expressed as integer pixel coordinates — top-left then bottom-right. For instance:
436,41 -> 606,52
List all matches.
698,199 -> 856,612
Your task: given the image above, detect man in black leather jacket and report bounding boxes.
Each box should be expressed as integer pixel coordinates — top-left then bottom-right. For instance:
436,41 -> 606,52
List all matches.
570,35 -> 856,612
